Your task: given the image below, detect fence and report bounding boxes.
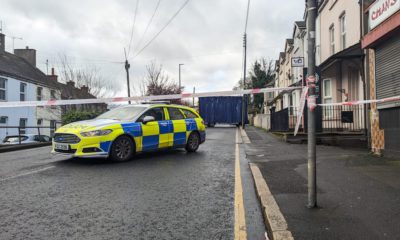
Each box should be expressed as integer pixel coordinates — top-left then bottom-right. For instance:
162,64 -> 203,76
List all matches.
0,125 -> 59,144
270,105 -> 365,133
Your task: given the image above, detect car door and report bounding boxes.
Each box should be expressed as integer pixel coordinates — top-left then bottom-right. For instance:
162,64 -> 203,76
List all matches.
137,107 -> 166,151
167,107 -> 187,146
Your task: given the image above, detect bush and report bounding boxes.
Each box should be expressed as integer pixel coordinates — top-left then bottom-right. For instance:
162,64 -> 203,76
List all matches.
62,111 -> 99,125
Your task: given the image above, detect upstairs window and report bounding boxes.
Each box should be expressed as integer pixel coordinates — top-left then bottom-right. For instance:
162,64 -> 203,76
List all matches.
339,13 -> 346,50
329,25 -> 335,55
37,87 -> 43,101
20,83 -> 27,101
0,78 -> 6,101
50,89 -> 56,99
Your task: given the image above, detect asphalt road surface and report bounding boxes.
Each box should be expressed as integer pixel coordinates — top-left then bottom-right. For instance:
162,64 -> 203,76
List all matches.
0,127 -> 264,240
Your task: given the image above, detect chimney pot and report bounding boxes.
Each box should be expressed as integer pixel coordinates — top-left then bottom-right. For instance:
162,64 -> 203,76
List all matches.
51,67 -> 55,75
25,46 -> 29,49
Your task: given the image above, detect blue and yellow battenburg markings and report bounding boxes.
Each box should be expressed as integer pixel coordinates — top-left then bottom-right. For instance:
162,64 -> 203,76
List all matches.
115,118 -> 202,152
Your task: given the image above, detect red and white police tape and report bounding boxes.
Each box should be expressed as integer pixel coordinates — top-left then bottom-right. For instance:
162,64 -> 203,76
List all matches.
0,86 -> 301,108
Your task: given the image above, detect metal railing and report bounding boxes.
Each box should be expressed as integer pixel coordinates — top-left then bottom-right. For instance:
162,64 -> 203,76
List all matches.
271,105 -> 365,133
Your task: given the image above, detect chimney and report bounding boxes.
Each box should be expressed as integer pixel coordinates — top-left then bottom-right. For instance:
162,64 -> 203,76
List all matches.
66,80 -> 75,87
81,85 -> 89,93
14,46 -> 36,67
47,67 -> 58,82
0,33 -> 5,53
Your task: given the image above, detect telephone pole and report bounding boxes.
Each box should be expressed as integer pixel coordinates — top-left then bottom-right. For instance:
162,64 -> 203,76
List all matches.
124,48 -> 131,104
306,0 -> 318,208
242,33 -> 247,129
179,63 -> 184,90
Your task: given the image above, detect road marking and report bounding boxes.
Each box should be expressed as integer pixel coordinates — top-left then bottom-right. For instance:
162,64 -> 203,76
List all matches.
0,166 -> 55,182
235,128 -> 247,240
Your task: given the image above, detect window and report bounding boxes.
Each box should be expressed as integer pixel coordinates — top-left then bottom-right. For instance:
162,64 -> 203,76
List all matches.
323,79 -> 333,117
19,118 -> 27,134
182,109 -> 198,119
137,107 -> 165,122
0,77 -> 6,101
37,87 -> 43,101
329,25 -> 335,55
339,13 -> 346,50
167,108 -> 185,120
50,89 -> 56,99
0,116 -> 8,124
20,83 -> 27,101
50,120 -> 56,137
37,119 -> 43,125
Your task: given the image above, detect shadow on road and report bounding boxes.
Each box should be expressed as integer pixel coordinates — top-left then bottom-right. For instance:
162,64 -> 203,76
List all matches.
54,148 -> 206,167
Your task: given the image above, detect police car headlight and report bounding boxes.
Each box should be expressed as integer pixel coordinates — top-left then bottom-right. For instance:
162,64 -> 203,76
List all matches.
81,129 -> 113,137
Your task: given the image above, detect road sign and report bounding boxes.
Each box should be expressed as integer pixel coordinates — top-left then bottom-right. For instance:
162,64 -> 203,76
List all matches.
291,57 -> 304,67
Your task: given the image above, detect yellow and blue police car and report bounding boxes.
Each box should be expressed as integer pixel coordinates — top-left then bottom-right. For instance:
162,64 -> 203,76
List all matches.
52,103 -> 206,161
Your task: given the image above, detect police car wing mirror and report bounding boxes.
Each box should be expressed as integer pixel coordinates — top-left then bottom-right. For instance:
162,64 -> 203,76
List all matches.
143,116 -> 155,124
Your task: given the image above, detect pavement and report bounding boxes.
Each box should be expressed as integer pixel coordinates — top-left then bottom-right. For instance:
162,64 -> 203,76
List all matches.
0,126 -> 265,240
244,126 -> 400,240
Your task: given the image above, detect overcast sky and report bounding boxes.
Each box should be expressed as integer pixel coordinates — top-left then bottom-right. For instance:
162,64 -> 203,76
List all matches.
1,0 -> 305,96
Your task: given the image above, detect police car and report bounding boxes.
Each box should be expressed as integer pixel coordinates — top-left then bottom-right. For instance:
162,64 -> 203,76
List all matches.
52,103 -> 206,161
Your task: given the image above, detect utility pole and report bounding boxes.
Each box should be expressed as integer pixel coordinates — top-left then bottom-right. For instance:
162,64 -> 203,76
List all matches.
193,86 -> 195,107
179,63 -> 184,91
242,33 -> 247,129
124,48 -> 131,104
306,0 -> 318,209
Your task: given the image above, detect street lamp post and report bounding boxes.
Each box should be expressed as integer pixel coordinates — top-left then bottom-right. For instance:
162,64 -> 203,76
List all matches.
179,63 -> 184,91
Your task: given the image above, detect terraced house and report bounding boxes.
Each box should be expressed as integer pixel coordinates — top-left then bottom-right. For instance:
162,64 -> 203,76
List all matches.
0,32 -> 61,140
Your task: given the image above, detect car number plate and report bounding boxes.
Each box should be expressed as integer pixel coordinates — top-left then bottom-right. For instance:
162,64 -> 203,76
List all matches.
55,143 -> 69,151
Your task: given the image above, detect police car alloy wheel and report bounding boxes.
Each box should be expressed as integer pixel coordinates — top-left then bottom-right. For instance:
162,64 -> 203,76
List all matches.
186,132 -> 200,152
110,135 -> 135,162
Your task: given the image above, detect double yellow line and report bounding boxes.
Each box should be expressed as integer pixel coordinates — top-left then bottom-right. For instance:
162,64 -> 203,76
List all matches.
235,128 -> 247,240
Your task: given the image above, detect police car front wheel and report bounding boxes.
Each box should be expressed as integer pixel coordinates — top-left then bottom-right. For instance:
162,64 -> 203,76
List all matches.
186,132 -> 200,152
110,135 -> 135,162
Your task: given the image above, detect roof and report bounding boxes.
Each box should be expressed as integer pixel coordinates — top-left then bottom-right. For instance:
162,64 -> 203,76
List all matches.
57,82 -> 96,100
295,21 -> 306,29
0,51 -> 58,89
286,39 -> 294,45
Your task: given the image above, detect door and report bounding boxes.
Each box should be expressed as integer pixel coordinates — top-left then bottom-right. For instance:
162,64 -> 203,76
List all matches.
167,107 -> 187,146
137,107 -> 166,151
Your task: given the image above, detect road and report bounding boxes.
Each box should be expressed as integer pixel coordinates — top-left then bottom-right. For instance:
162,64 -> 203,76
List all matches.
0,127 -> 264,240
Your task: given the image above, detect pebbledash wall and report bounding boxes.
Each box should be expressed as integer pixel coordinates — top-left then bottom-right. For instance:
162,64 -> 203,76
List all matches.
362,0 -> 400,155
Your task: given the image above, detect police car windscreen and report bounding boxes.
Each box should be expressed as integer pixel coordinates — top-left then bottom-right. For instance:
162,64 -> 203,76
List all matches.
96,106 -> 146,121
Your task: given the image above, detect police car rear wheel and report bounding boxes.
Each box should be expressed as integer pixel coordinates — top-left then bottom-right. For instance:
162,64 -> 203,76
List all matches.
186,132 -> 200,152
110,136 -> 135,162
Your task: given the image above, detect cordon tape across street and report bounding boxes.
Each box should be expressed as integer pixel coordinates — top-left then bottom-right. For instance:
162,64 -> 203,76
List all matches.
0,87 -> 301,108
0,86 -> 399,109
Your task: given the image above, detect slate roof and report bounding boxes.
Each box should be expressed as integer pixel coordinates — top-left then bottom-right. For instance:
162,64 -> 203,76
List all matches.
57,82 -> 96,100
0,51 -> 59,89
295,21 -> 306,29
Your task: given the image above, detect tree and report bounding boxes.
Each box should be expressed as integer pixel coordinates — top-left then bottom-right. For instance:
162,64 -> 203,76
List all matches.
234,58 -> 275,113
143,61 -> 182,97
61,110 -> 100,124
57,54 -> 117,98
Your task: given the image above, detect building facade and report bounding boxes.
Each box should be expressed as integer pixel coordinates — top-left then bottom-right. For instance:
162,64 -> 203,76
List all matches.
0,33 -> 61,140
362,0 -> 400,155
